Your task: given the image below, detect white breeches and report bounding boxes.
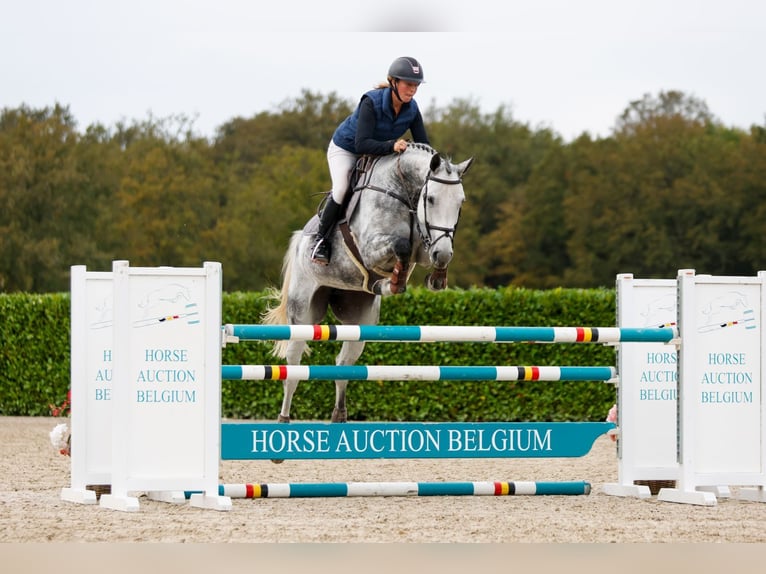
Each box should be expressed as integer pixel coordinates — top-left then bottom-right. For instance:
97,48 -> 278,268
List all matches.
327,140 -> 358,204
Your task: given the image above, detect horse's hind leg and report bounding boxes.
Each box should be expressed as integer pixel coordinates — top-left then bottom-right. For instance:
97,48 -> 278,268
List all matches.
329,291 -> 381,423
270,340 -> 306,464
331,341 -> 366,423
279,378 -> 298,422
278,340 -> 307,423
277,283 -> 331,425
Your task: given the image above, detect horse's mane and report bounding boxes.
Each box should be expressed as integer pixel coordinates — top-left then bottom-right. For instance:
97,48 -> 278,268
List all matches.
369,142 -> 451,190
405,142 -> 455,166
406,141 -> 438,155
402,142 -> 460,176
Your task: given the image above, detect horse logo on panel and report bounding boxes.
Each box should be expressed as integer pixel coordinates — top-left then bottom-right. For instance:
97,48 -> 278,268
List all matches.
639,292 -> 676,328
698,290 -> 756,334
134,283 -> 200,328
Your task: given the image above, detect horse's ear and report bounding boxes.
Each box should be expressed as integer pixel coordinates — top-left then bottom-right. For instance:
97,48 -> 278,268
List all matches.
429,153 -> 442,172
457,157 -> 474,177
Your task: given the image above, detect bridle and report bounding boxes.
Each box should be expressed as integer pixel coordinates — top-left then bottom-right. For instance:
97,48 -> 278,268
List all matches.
417,171 -> 464,252
363,152 -> 464,255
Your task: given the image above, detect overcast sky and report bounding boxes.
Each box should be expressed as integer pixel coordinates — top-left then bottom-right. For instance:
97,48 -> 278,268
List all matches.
3,0 -> 765,141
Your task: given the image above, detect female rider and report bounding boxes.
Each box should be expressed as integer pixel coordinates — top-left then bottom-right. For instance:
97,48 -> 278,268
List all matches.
311,56 -> 430,265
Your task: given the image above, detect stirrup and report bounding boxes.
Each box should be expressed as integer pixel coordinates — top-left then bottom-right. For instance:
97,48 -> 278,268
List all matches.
311,236 -> 330,265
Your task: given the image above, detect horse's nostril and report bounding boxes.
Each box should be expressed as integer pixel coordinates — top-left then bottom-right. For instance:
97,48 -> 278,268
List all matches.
431,249 -> 454,264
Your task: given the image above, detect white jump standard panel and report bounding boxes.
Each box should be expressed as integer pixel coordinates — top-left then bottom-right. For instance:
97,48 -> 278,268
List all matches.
602,273 -> 681,498
60,266 -> 114,505
658,270 -> 766,506
99,261 -> 230,512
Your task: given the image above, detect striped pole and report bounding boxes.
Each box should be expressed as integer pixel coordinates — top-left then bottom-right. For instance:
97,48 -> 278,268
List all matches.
225,324 -> 677,344
221,364 -> 617,382
185,480 -> 591,499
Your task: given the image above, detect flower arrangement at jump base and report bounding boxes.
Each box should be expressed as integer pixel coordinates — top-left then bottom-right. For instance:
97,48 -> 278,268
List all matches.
605,403 -> 618,442
49,391 -> 71,456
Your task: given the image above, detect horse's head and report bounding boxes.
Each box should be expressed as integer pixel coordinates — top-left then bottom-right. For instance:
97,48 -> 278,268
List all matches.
415,151 -> 473,285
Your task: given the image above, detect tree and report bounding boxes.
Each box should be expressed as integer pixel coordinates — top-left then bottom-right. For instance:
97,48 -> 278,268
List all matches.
212,90 -> 353,177
484,144 -> 572,288
213,145 -> 327,291
0,104 -> 83,291
615,90 -> 716,136
2,91 -> 765,293
728,124 -> 766,270
427,99 -> 562,288
564,92 -> 751,286
110,116 -> 221,268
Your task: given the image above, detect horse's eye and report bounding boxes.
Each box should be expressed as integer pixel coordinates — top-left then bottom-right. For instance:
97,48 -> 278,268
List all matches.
427,196 -> 435,205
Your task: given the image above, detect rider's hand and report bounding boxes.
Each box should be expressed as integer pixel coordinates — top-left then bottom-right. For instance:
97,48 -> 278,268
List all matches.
393,139 -> 407,153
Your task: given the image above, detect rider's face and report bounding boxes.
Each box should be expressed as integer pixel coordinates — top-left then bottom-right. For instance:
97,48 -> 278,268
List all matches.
396,80 -> 420,102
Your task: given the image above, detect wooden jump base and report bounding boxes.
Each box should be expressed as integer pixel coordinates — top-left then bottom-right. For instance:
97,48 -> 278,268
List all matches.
183,480 -> 592,498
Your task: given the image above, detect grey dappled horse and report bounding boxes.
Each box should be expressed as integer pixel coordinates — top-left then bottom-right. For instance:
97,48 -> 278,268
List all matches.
263,143 -> 474,423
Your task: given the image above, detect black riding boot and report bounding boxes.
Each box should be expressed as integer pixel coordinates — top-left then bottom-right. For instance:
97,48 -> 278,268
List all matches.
311,197 -> 343,265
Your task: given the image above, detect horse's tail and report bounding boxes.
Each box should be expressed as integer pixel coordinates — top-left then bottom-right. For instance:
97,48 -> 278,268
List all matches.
261,231 -> 301,359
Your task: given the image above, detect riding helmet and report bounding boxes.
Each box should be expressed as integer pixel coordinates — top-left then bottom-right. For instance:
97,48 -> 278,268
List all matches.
388,57 -> 425,84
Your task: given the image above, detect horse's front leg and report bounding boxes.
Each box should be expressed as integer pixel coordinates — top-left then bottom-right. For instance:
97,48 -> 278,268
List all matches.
332,341 -> 367,422
388,257 -> 410,294
367,237 -> 411,296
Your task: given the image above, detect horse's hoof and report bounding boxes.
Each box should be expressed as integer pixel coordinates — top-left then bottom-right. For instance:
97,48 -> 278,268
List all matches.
331,408 -> 348,423
425,271 -> 448,291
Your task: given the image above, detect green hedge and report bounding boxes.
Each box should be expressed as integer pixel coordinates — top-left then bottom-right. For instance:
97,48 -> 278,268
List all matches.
1,293 -> 71,416
0,287 -> 618,421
